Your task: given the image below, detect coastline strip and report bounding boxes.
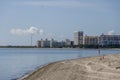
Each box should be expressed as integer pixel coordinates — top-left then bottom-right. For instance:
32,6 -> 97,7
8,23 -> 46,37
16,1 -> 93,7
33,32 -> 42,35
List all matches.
19,54 -> 120,80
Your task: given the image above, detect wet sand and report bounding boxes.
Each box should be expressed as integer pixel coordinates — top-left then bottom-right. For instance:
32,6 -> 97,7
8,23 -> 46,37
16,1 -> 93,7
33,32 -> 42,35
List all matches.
19,54 -> 120,80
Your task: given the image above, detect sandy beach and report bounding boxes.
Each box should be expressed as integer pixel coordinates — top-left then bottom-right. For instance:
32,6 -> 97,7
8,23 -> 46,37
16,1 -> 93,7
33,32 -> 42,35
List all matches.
20,54 -> 120,80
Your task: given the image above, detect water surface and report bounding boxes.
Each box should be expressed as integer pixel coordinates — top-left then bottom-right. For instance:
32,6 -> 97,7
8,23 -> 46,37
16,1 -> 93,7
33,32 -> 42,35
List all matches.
0,48 -> 120,80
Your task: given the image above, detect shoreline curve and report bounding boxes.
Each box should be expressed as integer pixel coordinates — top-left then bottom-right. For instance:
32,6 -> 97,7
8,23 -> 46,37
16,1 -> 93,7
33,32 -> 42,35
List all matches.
18,54 -> 120,80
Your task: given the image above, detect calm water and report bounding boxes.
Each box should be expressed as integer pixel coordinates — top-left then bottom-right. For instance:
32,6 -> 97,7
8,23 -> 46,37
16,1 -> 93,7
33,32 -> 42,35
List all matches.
0,48 -> 120,80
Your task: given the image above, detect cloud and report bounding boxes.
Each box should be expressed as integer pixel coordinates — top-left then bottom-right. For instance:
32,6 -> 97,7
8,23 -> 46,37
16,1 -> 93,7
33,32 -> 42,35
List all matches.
108,30 -> 115,35
15,0 -> 93,8
11,26 -> 44,35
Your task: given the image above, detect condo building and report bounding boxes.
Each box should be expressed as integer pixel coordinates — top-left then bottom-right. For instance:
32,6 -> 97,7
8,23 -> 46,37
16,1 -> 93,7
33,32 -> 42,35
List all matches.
99,34 -> 120,46
37,31 -> 120,48
74,31 -> 120,46
74,31 -> 83,46
84,36 -> 99,45
37,39 -> 50,48
37,39 -> 66,48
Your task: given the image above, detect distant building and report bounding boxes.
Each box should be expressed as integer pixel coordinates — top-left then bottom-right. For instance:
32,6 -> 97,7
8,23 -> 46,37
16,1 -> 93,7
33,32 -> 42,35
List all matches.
84,36 -> 99,45
37,40 -> 41,47
74,31 -> 84,46
57,41 -> 65,48
50,39 -> 58,48
44,39 -> 50,47
65,39 -> 71,46
50,38 -> 54,48
37,39 -> 50,48
65,39 -> 74,47
37,39 -> 66,48
37,31 -> 120,48
40,39 -> 44,47
99,34 -> 120,46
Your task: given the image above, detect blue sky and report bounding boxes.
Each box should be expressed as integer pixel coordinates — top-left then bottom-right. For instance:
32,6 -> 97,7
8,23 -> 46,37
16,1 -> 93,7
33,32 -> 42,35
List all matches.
0,0 -> 120,46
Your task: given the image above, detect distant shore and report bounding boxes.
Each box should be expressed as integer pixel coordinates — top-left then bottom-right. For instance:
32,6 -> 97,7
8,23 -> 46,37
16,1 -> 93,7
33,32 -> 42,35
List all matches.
0,46 -> 36,48
0,46 -> 120,49
19,54 -> 120,80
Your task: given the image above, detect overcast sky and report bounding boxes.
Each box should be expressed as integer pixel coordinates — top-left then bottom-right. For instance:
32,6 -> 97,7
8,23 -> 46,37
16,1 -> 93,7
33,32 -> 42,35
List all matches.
0,0 -> 120,46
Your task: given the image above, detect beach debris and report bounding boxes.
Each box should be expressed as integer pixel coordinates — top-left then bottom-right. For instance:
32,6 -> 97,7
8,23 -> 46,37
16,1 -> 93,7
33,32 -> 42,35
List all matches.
116,66 -> 120,69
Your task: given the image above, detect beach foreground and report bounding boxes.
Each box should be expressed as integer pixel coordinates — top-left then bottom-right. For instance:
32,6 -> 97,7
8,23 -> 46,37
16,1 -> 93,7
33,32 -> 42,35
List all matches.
20,54 -> 120,80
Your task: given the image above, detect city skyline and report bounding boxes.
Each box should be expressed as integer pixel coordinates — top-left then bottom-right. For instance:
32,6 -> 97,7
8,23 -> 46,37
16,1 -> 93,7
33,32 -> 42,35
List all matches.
0,0 -> 120,46
37,31 -> 120,48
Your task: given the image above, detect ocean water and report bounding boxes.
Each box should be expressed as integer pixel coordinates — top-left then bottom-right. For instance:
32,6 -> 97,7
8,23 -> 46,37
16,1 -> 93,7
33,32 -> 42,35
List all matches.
0,48 -> 120,80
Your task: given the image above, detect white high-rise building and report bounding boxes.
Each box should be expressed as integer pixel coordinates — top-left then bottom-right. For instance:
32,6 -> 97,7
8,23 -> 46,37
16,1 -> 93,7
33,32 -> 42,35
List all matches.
74,31 -> 84,46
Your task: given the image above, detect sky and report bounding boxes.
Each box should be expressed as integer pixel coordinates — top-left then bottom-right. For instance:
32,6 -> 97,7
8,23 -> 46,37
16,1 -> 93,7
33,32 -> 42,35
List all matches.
0,0 -> 120,46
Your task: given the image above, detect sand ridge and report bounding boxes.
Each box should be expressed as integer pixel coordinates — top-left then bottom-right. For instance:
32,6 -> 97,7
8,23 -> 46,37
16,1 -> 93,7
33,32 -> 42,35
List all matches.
20,54 -> 120,80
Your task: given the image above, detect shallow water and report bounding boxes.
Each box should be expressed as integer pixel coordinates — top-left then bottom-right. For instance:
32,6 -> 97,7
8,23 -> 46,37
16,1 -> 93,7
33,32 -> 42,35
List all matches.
0,48 -> 120,80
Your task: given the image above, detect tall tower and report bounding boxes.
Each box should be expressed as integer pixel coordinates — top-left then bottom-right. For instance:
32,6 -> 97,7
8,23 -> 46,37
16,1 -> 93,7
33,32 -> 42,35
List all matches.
74,31 -> 84,46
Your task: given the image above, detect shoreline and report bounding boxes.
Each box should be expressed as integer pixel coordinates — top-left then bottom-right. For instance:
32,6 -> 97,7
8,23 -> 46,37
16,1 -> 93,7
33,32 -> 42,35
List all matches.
17,61 -> 63,80
1,47 -> 120,50
18,54 -> 120,80
17,57 -> 89,80
0,46 -> 120,50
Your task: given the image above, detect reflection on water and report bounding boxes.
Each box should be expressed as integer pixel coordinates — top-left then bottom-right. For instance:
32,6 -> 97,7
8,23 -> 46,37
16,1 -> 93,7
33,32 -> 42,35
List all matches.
0,48 -> 120,80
